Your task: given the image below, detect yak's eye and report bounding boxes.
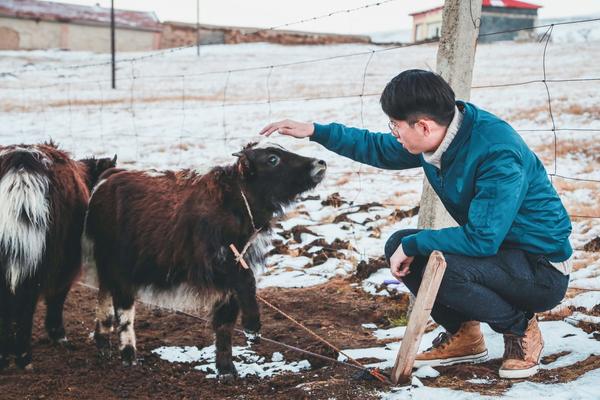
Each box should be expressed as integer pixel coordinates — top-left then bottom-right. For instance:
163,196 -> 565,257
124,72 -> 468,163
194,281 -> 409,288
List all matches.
267,155 -> 280,166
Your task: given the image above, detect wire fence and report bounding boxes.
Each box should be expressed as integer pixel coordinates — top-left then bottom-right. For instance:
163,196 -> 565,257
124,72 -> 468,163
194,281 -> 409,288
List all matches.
1,7 -> 600,222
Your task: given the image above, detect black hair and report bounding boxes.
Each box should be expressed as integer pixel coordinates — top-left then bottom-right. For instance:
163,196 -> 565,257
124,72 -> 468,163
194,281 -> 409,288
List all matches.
380,69 -> 456,126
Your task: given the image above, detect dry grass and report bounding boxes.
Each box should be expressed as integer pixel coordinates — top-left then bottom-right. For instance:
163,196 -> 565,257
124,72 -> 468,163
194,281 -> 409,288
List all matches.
533,138 -> 600,162
0,92 -> 246,112
511,103 -> 600,122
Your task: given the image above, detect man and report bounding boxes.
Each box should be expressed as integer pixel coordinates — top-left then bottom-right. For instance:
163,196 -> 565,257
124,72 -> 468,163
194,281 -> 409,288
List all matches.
259,69 -> 572,379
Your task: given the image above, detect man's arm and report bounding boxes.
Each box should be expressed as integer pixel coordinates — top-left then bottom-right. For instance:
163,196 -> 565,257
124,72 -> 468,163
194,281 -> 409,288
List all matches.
401,147 -> 528,257
259,119 -> 421,170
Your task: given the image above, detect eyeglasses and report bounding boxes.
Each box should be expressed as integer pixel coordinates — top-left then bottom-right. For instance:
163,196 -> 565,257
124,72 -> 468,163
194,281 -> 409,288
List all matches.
388,120 -> 400,133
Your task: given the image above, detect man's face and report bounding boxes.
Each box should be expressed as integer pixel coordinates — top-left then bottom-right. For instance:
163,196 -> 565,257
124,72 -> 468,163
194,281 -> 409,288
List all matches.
388,119 -> 429,154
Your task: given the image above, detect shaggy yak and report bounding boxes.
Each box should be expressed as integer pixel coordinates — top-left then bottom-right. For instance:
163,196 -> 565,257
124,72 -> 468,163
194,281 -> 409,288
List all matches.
0,143 -> 116,370
85,143 -> 326,379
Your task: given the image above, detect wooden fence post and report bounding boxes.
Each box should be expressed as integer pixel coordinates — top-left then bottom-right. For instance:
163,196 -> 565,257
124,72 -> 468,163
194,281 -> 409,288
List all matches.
417,0 -> 482,231
391,251 -> 447,384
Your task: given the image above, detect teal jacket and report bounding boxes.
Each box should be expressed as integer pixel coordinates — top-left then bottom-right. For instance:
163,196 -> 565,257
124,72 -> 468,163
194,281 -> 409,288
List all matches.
310,101 -> 572,262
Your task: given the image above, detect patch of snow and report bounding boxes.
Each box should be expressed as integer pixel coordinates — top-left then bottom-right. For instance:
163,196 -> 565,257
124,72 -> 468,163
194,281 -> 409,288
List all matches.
559,291 -> 600,311
362,268 -> 411,296
414,366 -> 440,379
466,378 -> 494,385
152,344 -> 311,379
373,326 -> 406,340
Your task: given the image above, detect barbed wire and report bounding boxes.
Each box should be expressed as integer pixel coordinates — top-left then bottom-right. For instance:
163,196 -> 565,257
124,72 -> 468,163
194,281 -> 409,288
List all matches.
1,12 -> 599,223
4,16 -> 598,90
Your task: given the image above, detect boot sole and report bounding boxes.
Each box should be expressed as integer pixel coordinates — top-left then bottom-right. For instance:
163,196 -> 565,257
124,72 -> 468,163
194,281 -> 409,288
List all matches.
413,350 -> 489,368
499,364 -> 539,379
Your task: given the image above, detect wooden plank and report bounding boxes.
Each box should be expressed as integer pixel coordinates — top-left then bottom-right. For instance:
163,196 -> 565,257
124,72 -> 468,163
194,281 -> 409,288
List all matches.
391,251 -> 447,385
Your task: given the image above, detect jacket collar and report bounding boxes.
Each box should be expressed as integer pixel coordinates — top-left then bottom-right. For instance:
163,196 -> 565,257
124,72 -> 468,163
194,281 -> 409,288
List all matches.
440,101 -> 476,168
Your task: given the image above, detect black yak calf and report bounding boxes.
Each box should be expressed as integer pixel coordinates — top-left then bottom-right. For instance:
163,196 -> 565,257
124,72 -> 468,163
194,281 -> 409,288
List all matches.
0,143 -> 116,370
86,143 -> 326,379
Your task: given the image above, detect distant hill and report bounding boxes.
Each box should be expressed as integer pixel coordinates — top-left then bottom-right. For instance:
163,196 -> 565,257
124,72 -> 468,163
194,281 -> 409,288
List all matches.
369,29 -> 412,44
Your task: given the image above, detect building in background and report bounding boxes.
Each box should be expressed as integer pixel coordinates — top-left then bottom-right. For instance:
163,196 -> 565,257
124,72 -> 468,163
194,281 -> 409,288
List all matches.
160,21 -> 370,48
0,0 -> 162,51
0,0 -> 371,52
410,0 -> 541,43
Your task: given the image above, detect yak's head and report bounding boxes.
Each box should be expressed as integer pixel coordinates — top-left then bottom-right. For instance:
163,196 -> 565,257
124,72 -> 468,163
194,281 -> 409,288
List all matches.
79,154 -> 117,192
233,142 -> 326,206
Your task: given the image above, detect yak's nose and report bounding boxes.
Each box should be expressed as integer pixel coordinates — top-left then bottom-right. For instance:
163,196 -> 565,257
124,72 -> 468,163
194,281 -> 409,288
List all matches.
310,159 -> 327,182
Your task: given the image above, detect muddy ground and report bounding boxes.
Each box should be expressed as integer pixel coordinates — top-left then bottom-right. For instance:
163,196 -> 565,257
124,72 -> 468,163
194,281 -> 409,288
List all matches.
1,277 -> 599,399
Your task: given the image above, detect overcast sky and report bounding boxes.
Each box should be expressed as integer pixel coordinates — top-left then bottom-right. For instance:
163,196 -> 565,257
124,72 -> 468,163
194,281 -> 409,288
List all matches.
46,0 -> 600,34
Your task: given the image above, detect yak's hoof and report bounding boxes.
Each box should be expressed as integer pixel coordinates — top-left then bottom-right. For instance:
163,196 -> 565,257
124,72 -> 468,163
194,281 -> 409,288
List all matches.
54,337 -> 75,350
95,332 -> 111,351
47,326 -> 66,343
244,330 -> 261,345
15,353 -> 32,370
0,355 -> 9,370
217,372 -> 237,384
217,362 -> 238,384
121,345 -> 137,366
95,339 -> 112,360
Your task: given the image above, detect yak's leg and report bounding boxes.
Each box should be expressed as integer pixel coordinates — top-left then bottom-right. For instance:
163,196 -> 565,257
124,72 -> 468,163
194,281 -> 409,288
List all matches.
233,270 -> 261,342
113,290 -> 136,366
13,280 -> 40,370
211,294 -> 240,381
44,285 -> 71,344
0,283 -> 11,370
93,285 -> 115,357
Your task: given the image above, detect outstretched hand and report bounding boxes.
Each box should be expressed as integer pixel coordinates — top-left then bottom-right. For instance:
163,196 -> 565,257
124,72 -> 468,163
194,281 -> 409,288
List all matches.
259,119 -> 314,139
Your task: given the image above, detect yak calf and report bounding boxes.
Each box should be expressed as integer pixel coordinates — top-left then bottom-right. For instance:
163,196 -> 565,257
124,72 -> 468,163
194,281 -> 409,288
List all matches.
86,143 -> 326,379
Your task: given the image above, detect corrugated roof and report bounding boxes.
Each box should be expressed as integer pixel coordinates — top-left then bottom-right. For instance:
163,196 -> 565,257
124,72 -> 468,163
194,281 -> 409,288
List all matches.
410,0 -> 541,16
483,0 -> 541,9
0,0 -> 161,32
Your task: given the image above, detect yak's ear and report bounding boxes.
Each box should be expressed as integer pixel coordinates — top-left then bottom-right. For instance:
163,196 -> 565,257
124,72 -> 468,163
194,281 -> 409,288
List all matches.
236,153 -> 254,178
111,154 -> 117,165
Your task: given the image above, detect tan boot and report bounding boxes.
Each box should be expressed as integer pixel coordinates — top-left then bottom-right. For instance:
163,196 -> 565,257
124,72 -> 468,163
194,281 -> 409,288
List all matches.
499,316 -> 544,379
414,321 -> 488,367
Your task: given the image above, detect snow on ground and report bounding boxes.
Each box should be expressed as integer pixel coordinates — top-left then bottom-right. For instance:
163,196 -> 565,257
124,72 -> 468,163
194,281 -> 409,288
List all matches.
2,27 -> 600,398
152,345 -> 311,379
381,368 -> 600,400
343,321 -> 600,371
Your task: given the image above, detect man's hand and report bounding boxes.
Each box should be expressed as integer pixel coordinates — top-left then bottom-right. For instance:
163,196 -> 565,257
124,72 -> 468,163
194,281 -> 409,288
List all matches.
259,119 -> 314,138
389,244 -> 414,279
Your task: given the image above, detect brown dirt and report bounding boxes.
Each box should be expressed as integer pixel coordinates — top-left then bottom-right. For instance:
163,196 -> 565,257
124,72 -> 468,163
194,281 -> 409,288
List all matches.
0,279 -> 406,400
2,275 -> 599,399
583,237 -> 600,252
321,193 -> 347,208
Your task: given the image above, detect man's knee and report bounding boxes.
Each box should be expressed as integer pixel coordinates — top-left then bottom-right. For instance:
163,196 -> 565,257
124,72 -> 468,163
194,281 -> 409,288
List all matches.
384,229 -> 421,260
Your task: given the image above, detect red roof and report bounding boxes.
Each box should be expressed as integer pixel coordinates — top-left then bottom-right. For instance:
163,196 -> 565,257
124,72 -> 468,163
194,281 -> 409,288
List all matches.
0,0 -> 161,31
410,0 -> 541,16
482,0 -> 541,9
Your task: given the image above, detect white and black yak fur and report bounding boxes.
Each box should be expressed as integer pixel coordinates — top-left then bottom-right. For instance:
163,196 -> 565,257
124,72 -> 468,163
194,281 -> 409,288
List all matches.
0,142 -> 115,369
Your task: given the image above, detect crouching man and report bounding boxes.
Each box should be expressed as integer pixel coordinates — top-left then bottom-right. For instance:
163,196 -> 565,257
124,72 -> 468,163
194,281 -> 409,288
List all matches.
260,69 -> 571,379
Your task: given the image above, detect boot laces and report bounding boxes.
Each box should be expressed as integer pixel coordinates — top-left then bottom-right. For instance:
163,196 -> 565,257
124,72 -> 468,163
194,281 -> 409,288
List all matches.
428,332 -> 452,351
504,335 -> 525,360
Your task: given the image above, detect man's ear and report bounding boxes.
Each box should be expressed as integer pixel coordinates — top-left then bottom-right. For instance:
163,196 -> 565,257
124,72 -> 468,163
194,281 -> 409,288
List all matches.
418,119 -> 432,136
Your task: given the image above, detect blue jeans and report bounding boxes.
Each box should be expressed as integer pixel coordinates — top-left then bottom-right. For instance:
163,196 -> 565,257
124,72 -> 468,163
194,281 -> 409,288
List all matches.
384,229 -> 569,336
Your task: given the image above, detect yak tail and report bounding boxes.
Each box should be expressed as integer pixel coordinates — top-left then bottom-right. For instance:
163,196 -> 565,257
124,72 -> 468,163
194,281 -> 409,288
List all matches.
0,148 -> 51,292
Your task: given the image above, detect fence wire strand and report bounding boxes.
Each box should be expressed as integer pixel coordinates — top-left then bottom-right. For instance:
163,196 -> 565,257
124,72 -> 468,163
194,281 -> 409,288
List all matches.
1,14 -> 600,221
